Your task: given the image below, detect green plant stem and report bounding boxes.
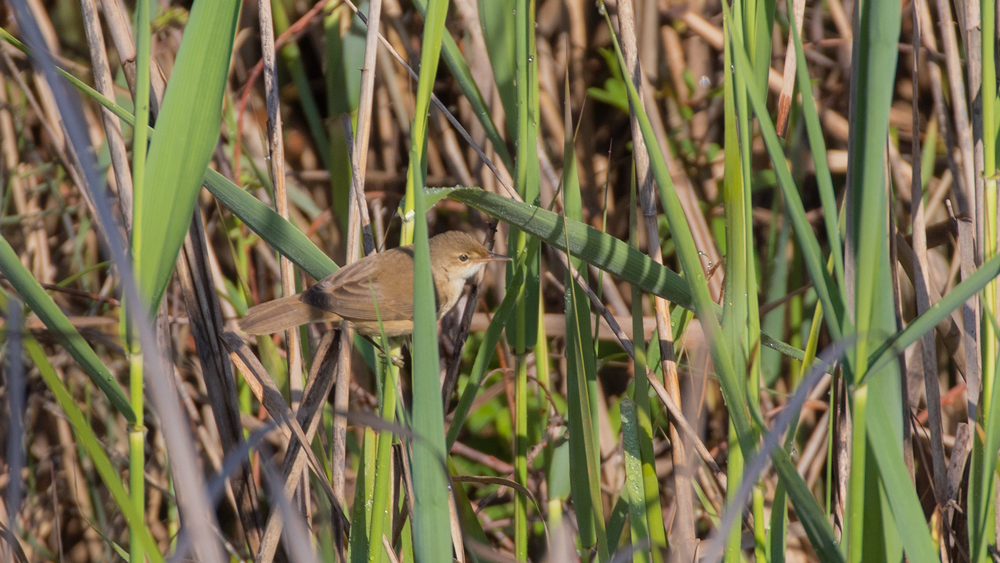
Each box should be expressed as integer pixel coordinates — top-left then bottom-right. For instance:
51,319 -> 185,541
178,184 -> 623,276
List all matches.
514,353 -> 529,560
366,351 -> 399,563
977,11 -> 998,559
402,0 -> 452,557
511,0 -> 541,557
628,180 -> 667,560
847,384 -> 868,562
753,486 -> 766,562
725,421 -> 744,561
981,0 -> 998,339
129,1 -> 150,560
128,349 -> 145,563
722,8 -> 756,558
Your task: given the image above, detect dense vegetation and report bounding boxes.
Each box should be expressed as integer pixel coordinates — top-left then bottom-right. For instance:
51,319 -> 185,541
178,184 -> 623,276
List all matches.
0,0 -> 997,561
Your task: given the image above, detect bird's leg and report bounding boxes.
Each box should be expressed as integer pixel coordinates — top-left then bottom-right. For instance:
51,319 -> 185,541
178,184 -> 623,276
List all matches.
360,334 -> 406,368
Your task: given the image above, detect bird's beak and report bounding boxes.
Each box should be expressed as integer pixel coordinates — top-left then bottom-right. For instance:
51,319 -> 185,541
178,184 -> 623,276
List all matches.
480,252 -> 512,262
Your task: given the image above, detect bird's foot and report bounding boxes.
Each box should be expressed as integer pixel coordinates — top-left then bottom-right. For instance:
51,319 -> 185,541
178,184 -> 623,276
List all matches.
376,351 -> 406,368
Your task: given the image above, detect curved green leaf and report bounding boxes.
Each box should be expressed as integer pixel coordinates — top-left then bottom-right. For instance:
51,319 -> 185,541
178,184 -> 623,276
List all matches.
436,186 -> 694,310
203,170 -> 338,281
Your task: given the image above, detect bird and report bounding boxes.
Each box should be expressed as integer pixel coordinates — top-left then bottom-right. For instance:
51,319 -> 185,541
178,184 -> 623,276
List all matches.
239,231 -> 509,337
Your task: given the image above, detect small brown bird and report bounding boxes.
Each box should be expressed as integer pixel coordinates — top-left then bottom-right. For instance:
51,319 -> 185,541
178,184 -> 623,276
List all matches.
240,231 -> 509,337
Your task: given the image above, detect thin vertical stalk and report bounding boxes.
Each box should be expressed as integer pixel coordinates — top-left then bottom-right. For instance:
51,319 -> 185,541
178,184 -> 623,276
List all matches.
969,0 -> 998,559
721,0 -> 764,556
752,488 -> 766,562
513,347 -> 529,559
402,0 -> 452,558
128,1 -> 150,559
563,231 -> 610,562
128,350 -> 145,563
978,0 -> 997,424
258,0 -> 307,528
331,0 -> 379,509
722,14 -> 746,557
614,0 -> 686,556
558,80 -> 602,553
627,150 -> 667,562
909,0 -> 948,505
365,355 -> 399,563
846,385 -> 868,562
511,0 -> 541,558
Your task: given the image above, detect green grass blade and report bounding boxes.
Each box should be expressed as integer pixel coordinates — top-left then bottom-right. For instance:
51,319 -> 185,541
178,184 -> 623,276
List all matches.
365,359 -> 400,563
721,10 -> 754,558
558,87 -> 606,552
411,0 -> 513,173
348,428 -> 377,561
841,1 -> 902,558
405,0 -> 453,559
564,240 -> 605,553
132,0 -> 240,313
971,315 -> 1000,562
477,0 -> 516,138
786,0 -> 845,291
0,236 -> 134,421
865,383 -> 937,561
509,1 -> 542,555
742,0 -> 774,102
437,187 -> 693,308
620,399 -> 650,563
565,256 -> 609,559
844,0 -> 900,384
204,170 -> 338,280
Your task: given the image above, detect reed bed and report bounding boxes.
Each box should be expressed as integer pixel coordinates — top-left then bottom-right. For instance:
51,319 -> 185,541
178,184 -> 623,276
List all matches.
0,0 -> 997,561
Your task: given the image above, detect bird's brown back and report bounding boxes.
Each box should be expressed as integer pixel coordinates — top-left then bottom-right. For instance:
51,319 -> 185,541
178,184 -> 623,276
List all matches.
301,245 -> 423,322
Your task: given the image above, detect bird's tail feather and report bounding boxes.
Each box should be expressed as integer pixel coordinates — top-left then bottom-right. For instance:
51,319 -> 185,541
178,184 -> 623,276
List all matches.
239,295 -> 341,335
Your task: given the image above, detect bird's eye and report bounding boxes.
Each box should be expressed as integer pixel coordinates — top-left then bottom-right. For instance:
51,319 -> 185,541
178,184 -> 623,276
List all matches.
459,254 -> 469,262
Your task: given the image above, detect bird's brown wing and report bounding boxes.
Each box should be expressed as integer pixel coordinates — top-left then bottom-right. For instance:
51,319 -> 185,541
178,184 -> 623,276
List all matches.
300,247 -> 420,322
